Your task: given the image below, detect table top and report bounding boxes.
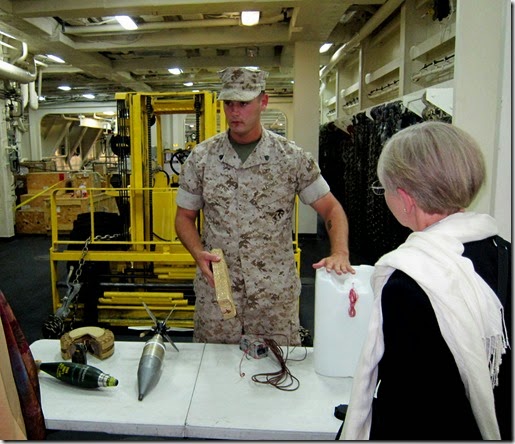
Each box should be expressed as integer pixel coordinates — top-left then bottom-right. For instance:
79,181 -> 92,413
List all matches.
30,339 -> 351,440
187,343 -> 352,440
31,339 -> 203,437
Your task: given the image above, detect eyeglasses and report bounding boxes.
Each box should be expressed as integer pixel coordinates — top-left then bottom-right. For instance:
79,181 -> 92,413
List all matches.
371,180 -> 385,196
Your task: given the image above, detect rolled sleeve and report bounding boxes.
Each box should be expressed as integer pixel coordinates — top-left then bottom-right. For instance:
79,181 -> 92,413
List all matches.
299,175 -> 330,205
176,187 -> 204,210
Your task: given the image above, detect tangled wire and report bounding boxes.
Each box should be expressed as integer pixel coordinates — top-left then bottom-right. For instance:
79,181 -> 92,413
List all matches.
240,336 -> 307,391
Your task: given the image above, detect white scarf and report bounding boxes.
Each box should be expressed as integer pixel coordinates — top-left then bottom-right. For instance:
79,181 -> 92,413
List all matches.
341,212 -> 508,440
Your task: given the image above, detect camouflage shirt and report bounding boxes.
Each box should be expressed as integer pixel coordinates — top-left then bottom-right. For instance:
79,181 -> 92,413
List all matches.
176,127 -> 330,345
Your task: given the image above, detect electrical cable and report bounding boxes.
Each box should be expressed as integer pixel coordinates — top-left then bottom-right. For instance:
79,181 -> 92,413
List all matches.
169,149 -> 191,175
239,335 -> 307,391
251,338 -> 300,391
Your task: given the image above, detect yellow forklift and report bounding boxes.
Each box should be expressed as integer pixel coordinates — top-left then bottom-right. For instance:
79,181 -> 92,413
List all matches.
44,91 -> 300,337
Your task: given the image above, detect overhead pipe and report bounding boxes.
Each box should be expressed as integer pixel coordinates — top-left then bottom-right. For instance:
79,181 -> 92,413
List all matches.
20,83 -> 29,109
61,114 -> 80,121
0,34 -> 38,83
64,14 -> 286,35
29,81 -> 39,110
37,67 -> 43,98
34,60 -> 47,99
13,41 -> 28,64
320,0 -> 405,79
0,58 -> 37,84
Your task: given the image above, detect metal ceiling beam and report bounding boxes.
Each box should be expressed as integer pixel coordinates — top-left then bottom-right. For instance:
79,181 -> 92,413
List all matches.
11,0 -> 292,18
114,55 -> 290,72
72,25 -> 292,52
63,14 -> 287,35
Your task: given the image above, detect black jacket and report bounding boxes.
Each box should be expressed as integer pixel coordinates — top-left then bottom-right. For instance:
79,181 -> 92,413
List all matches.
370,236 -> 512,440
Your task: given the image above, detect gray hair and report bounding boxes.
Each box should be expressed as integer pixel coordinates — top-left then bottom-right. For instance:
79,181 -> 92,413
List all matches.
377,121 -> 485,214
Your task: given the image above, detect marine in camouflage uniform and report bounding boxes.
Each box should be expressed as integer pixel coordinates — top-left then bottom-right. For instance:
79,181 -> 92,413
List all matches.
176,127 -> 329,345
176,66 -> 352,345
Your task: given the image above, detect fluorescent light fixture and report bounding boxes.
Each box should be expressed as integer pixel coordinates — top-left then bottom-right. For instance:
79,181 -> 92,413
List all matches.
46,54 -> 66,63
58,85 -> 71,91
241,11 -> 260,26
319,43 -> 333,53
168,67 -> 183,75
183,82 -> 193,87
115,15 -> 138,30
82,93 -> 95,99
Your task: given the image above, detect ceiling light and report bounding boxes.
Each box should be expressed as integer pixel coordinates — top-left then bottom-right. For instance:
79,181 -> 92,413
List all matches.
82,94 -> 95,99
168,67 -> 183,75
46,54 -> 66,63
241,11 -> 260,26
115,15 -> 138,30
58,85 -> 71,91
319,43 -> 333,54
183,82 -> 193,87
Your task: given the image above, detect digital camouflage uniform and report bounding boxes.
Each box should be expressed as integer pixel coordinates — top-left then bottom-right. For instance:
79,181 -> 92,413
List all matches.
176,127 -> 329,345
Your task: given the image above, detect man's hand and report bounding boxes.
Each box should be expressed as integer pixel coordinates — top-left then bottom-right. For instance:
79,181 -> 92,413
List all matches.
310,192 -> 354,275
312,252 -> 355,275
196,250 -> 222,287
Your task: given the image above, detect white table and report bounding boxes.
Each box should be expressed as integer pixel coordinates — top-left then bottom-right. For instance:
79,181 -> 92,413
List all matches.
30,339 -> 351,440
31,339 -> 204,438
186,343 -> 352,440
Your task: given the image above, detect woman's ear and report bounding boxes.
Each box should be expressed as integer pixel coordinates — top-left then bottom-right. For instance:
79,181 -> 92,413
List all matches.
397,187 -> 415,213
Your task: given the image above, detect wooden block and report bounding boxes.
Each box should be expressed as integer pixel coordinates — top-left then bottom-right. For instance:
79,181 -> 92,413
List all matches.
211,248 -> 236,319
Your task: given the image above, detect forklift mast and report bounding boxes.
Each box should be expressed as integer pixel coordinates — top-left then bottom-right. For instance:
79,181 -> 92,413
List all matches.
112,91 -> 219,246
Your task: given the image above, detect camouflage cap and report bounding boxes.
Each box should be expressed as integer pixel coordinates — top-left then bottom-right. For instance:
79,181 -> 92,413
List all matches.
217,67 -> 269,101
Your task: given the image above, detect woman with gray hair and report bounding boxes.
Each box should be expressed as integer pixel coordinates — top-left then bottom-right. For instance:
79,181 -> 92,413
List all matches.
340,121 -> 511,440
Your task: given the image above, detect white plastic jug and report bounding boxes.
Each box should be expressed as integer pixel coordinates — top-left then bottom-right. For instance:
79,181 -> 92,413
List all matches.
313,265 -> 375,377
